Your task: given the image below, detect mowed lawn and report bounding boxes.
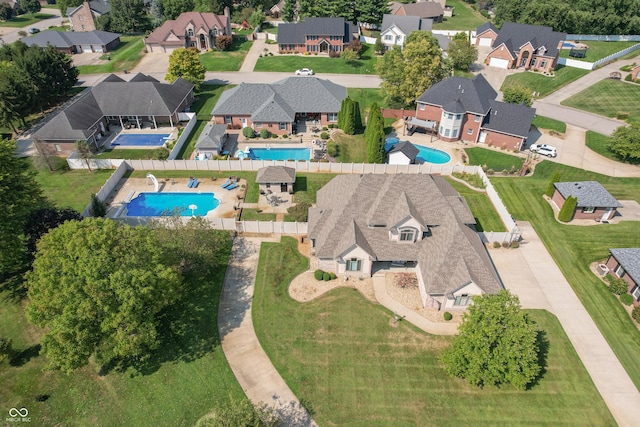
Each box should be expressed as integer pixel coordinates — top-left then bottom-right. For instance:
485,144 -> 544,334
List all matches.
465,147 -> 525,172
492,161 -> 640,389
33,166 -> 114,212
585,130 -> 620,161
76,36 -> 145,74
562,79 -> 640,124
501,65 -> 589,98
254,44 -> 379,74
445,177 -> 506,231
200,37 -> 252,71
532,115 -> 566,133
252,237 -> 615,426
0,12 -> 53,27
432,0 -> 486,30
560,41 -> 638,62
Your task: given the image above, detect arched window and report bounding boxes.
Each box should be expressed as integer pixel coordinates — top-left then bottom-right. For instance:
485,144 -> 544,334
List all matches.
188,29 -> 193,37
519,51 -> 530,67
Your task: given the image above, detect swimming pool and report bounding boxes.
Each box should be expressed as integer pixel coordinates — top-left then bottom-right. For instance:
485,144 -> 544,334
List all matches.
112,133 -> 171,147
385,138 -> 451,164
236,147 -> 311,161
127,192 -> 220,217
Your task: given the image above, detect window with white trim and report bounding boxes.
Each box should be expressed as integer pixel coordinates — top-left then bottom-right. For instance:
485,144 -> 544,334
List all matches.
474,114 -> 481,122
582,207 -> 595,213
452,129 -> 458,138
615,264 -> 625,278
454,294 -> 471,306
327,113 -> 337,122
419,104 -> 425,111
445,128 -> 450,137
447,113 -> 453,119
254,122 -> 262,128
188,29 -> 193,36
399,229 -> 414,242
384,34 -> 392,41
456,114 -> 461,120
346,258 -> 362,271
54,144 -> 61,152
467,128 -> 473,135
632,285 -> 640,301
224,116 -> 232,124
279,122 -> 287,130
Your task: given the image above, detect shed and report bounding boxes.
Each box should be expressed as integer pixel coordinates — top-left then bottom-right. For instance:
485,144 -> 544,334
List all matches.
195,123 -> 228,159
387,140 -> 419,165
552,181 -> 622,221
256,166 -> 296,193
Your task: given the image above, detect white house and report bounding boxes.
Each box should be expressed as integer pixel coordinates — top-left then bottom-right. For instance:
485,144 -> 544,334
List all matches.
380,15 -> 432,49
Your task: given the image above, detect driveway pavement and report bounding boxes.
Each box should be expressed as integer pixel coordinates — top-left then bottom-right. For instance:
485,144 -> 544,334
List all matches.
131,52 -> 169,74
0,8 -> 65,45
491,222 -> 640,427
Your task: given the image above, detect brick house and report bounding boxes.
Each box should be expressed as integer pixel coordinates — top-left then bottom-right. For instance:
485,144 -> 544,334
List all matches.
552,181 -> 622,221
606,248 -> 640,305
21,30 -> 120,54
475,22 -> 566,72
67,0 -> 110,32
144,10 -> 231,53
277,17 -> 358,54
413,74 -> 535,151
389,1 -> 444,23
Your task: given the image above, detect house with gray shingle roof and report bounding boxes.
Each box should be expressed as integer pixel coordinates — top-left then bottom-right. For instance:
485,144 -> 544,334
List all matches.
308,174 -> 503,310
33,73 -> 194,156
211,77 -> 347,135
67,0 -> 110,32
606,248 -> 640,305
387,140 -> 419,165
552,181 -> 622,222
389,1 -> 444,22
414,74 -> 535,150
277,17 -> 358,54
21,30 -> 121,54
256,166 -> 296,193
380,15 -> 433,50
195,123 -> 228,159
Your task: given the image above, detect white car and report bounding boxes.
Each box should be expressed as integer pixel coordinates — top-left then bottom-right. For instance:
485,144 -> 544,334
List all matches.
530,143 -> 557,157
295,68 -> 314,76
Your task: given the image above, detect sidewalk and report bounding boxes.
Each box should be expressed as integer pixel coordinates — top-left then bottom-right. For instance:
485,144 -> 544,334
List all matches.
239,38 -> 266,72
218,237 -> 317,427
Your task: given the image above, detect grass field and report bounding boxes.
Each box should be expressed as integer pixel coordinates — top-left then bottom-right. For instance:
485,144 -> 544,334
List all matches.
445,177 -> 506,231
492,161 -> 640,389
252,236 -> 615,426
560,41 -> 638,62
76,36 -> 145,74
561,79 -> 640,124
501,65 -> 590,98
432,0 -> 486,30
0,13 -> 53,27
465,147 -> 525,172
94,148 -> 158,160
254,44 -> 379,75
33,167 -> 113,212
532,115 -> 566,133
585,131 -> 618,160
200,37 -> 252,71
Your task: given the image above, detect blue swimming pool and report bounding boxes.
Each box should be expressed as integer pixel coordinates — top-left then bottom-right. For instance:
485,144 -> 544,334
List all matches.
236,147 -> 311,161
127,192 -> 220,217
112,133 -> 171,147
385,138 -> 451,164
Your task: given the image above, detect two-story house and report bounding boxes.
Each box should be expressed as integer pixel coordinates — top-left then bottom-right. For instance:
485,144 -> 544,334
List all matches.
380,15 -> 432,50
144,10 -> 231,53
277,17 -> 358,54
67,0 -> 110,32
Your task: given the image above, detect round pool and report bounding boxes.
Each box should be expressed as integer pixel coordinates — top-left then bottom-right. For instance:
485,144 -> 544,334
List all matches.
385,138 -> 451,164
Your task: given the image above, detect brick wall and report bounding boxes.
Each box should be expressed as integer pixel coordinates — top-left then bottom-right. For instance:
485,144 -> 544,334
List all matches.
69,2 -> 97,32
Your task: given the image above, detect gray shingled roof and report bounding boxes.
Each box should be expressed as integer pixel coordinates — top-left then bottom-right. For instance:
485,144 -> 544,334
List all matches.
483,100 -> 535,138
389,1 -> 444,18
388,140 -> 419,161
476,21 -> 498,36
195,123 -> 227,150
433,33 -> 450,50
277,17 -> 357,44
67,0 -> 110,15
492,22 -> 566,59
308,174 -> 502,296
21,30 -> 120,49
255,166 -> 296,184
417,74 -> 496,115
554,181 -> 622,208
381,14 -> 433,35
211,77 -> 346,122
609,248 -> 640,286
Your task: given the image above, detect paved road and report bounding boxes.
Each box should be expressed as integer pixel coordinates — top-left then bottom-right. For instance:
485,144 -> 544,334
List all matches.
492,222 -> 640,427
0,8 -> 66,45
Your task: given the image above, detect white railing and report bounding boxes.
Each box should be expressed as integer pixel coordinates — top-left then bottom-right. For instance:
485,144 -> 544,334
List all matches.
168,112 -> 197,160
567,34 -> 640,41
594,43 -> 640,67
558,42 -> 640,70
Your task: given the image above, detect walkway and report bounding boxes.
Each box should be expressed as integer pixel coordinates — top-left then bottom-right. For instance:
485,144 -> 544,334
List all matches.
218,237 -> 317,427
491,222 -> 640,427
239,37 -> 266,72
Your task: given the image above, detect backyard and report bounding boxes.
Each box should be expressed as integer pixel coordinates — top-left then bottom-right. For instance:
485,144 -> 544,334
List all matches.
34,166 -> 113,212
561,79 -> 640,124
560,41 -> 638,62
252,236 -> 615,426
445,177 -> 506,231
200,36 -> 252,71
76,36 -> 145,74
432,0 -> 486,30
501,65 -> 589,98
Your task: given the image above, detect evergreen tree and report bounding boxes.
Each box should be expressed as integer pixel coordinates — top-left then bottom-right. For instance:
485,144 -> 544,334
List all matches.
337,98 -> 346,129
355,0 -> 388,26
558,196 -> 577,222
109,0 -> 148,33
343,98 -> 356,135
150,0 -> 165,26
365,103 -> 385,163
544,171 -> 561,197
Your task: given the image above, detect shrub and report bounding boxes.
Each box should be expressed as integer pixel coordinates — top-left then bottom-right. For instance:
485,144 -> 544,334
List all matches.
558,196 -> 577,222
329,50 -> 340,58
215,34 -> 233,50
329,272 -> 337,280
322,126 -> 328,131
621,64 -> 635,72
545,171 -> 561,197
625,73 -> 633,81
299,398 -> 315,417
443,312 -> 453,321
314,269 -> 324,280
632,306 -> 640,322
501,241 -> 509,248
510,240 -> 520,249
486,169 -> 495,175
327,139 -> 338,157
152,147 -> 170,160
282,134 -> 288,139
286,201 -> 310,222
620,294 -> 634,306
609,278 -> 628,295
89,194 -> 107,217
260,128 -> 270,139
322,272 -> 330,281
242,127 -> 255,138
271,133 -> 278,138
616,111 -> 630,120
320,131 -> 329,140
493,241 -> 501,248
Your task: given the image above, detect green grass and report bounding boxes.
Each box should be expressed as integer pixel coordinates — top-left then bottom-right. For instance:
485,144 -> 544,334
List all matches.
94,148 -> 157,160
492,161 -> 640,389
532,115 -> 566,133
254,44 -> 379,75
560,41 -> 638,62
585,131 -> 618,161
332,133 -> 367,162
33,166 -> 114,212
501,65 -> 590,98
240,208 -> 277,221
252,236 -> 615,426
76,36 -> 145,74
0,234 -> 247,426
0,13 -> 54,27
432,0 -> 486,30
200,37 -> 252,71
291,173 -> 336,205
562,79 -> 640,124
445,177 -> 506,231
465,147 -> 525,172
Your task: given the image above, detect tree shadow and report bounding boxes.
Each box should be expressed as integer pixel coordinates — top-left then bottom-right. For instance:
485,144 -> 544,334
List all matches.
0,271 -> 28,302
10,344 -> 41,367
293,175 -> 308,192
527,329 -> 550,389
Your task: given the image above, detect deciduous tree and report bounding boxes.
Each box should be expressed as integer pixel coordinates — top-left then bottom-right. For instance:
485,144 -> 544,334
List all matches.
75,140 -> 94,171
150,0 -> 165,25
24,207 -> 82,260
375,45 -> 405,107
503,86 -> 533,107
215,34 -> 233,50
248,7 -> 265,29
166,47 -> 205,90
608,123 -> 640,162
448,32 -> 477,71
108,0 -> 148,33
374,37 -> 384,55
281,0 -> 295,21
160,0 -> 194,20
22,0 -> 41,14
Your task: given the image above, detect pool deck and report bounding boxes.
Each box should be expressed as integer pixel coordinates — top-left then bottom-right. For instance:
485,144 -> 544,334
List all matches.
100,126 -> 179,151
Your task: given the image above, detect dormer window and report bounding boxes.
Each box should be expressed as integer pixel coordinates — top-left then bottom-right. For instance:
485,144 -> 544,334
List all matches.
212,28 -> 218,36
399,228 -> 415,242
188,29 -> 194,36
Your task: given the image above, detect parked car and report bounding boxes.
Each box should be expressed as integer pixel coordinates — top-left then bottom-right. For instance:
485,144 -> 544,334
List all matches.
530,143 -> 557,157
28,27 -> 40,34
295,68 -> 314,76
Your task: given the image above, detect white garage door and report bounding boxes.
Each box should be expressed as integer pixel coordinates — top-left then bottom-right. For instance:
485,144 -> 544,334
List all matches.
489,57 -> 509,69
479,37 -> 492,47
163,46 -> 178,53
94,47 -> 103,53
81,45 -> 93,53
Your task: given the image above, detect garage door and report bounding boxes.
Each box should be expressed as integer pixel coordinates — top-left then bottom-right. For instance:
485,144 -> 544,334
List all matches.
489,58 -> 509,69
479,37 -> 492,47
81,45 -> 93,53
94,47 -> 103,53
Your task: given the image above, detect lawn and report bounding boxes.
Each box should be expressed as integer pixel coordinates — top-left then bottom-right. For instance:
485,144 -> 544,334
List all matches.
532,115 -> 566,133
501,65 -> 590,98
560,41 -> 638,62
254,44 -> 379,75
76,36 -> 145,74
200,37 -> 253,71
94,148 -> 158,160
432,0 -> 486,30
0,12 -> 54,27
585,131 -> 618,161
465,147 -> 525,172
491,161 -> 640,389
561,79 -> 640,124
445,177 -> 506,231
33,166 -> 114,212
252,236 -> 615,426
0,232 -> 247,426
331,132 -> 367,163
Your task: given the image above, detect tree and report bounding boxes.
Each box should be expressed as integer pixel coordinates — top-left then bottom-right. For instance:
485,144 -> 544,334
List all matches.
25,218 -> 183,372
22,0 -> 41,14
340,47 -> 358,64
365,103 -> 385,163
338,97 -> 357,135
502,86 -> 533,107
608,124 -> 640,162
281,0 -> 295,21
0,3 -> 13,20
558,195 -> 577,222
215,34 -> 233,50
374,37 -> 384,55
24,207 -> 82,260
58,0 -> 82,17
166,47 -> 205,90
248,7 -> 265,29
150,0 -> 165,25
89,194 -> 107,217
160,0 -> 194,20
0,138 -> 47,275
375,46 -> 405,107
194,0 -> 232,14
0,337 -> 12,364
0,62 -> 35,132
346,39 -> 363,58
442,290 -> 541,389
198,395 -> 282,427
355,0 -> 388,27
108,0 -> 148,33
448,32 -> 477,71
75,140 -> 94,171
544,171 -> 561,197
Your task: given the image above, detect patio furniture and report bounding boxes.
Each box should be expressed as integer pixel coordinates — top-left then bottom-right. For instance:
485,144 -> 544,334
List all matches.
221,179 -> 232,188
226,183 -> 238,191
187,178 -> 194,188
192,178 -> 199,188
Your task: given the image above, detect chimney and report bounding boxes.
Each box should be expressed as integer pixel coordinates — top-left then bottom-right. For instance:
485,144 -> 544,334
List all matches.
224,6 -> 230,17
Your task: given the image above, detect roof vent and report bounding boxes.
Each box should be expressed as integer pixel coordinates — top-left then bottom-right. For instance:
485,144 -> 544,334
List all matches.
458,84 -> 461,89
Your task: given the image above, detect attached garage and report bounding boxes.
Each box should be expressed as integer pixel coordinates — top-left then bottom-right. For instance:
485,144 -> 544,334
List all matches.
478,37 -> 492,47
489,57 -> 509,69
80,45 -> 93,53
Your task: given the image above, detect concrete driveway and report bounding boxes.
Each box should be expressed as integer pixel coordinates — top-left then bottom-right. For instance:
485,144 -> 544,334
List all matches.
131,51 -> 169,74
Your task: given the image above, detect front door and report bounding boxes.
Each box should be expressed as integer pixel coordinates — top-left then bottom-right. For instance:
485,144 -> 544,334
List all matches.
241,118 -> 247,128
602,208 -> 614,221
478,131 -> 487,143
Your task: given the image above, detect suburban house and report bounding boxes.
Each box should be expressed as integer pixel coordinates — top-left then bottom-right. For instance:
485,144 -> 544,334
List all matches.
277,17 -> 358,54
631,65 -> 640,80
387,140 -> 419,165
308,174 -> 503,310
2,0 -> 20,19
269,0 -> 286,17
67,0 -> 110,32
380,15 -> 432,50
21,30 -> 120,54
475,21 -> 566,72
211,77 -> 347,135
195,123 -> 228,160
413,74 -> 535,150
389,1 -> 444,23
144,10 -> 232,53
552,181 -> 622,222
256,166 -> 296,194
606,248 -> 640,305
32,73 -> 194,156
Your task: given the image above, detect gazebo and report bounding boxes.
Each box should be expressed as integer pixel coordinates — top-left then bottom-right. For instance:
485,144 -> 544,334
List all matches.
255,166 -> 296,194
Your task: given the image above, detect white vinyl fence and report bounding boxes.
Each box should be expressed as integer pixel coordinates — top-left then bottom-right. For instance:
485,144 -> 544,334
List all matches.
567,34 -> 640,41
81,161 -> 129,216
168,112 -> 196,160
